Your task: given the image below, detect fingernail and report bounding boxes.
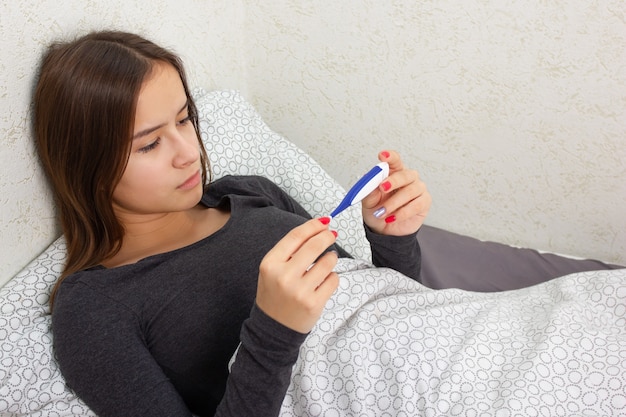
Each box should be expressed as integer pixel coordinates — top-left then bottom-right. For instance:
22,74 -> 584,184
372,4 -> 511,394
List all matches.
319,217 -> 331,225
384,215 -> 396,224
381,151 -> 390,159
381,181 -> 392,192
331,230 -> 338,238
373,207 -> 386,218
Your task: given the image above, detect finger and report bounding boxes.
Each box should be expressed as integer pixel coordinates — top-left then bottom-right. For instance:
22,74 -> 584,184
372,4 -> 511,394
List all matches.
265,217 -> 331,263
305,250 -> 338,286
362,150 -> 416,211
314,271 -> 340,301
378,149 -> 405,173
379,168 -> 420,196
362,168 -> 420,212
360,150 -> 401,209
382,190 -> 431,223
360,186 -> 384,210
376,176 -> 427,215
288,229 -> 338,274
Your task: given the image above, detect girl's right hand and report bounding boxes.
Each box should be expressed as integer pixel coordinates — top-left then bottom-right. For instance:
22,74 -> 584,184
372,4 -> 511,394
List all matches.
256,217 -> 339,334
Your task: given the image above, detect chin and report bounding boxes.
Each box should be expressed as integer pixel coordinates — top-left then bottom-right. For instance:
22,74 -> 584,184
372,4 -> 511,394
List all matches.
186,185 -> 204,206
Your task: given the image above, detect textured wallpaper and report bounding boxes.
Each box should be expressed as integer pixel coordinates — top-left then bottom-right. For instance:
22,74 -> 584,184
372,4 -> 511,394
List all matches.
243,1 -> 626,266
1,0 -> 625,287
0,0 -> 248,287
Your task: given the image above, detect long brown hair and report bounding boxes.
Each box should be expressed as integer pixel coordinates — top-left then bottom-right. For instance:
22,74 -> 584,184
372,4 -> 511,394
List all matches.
33,31 -> 210,306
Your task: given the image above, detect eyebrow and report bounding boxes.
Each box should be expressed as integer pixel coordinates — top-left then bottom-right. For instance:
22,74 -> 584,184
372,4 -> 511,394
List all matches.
132,101 -> 189,140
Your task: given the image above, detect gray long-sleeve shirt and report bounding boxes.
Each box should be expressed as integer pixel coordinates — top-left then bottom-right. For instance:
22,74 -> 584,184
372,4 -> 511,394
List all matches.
52,175 -> 421,417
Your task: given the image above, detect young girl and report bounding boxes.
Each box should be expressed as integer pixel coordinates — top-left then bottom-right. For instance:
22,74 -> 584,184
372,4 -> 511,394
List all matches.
33,30 -> 431,417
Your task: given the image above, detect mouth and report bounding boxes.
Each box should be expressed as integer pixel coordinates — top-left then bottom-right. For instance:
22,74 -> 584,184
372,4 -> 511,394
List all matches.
178,170 -> 202,190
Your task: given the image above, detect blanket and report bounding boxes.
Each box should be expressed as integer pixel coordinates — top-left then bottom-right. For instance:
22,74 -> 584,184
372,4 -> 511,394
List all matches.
279,259 -> 626,417
4,89 -> 623,416
1,239 -> 624,416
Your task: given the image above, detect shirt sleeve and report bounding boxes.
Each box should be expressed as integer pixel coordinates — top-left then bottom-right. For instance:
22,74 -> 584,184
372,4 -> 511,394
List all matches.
364,224 -> 422,281
217,304 -> 307,417
52,283 -> 194,417
220,176 -> 352,258
53,282 -> 306,417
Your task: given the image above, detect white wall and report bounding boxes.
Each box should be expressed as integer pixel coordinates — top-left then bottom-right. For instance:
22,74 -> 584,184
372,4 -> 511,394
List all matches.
1,0 -> 624,287
242,1 -> 626,265
0,0 -> 248,286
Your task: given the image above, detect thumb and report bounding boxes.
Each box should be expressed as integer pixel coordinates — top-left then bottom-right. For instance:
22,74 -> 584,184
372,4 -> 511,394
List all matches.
360,185 -> 383,210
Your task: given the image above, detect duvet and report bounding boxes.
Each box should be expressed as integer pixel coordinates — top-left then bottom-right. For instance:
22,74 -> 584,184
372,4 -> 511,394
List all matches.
279,259 -> 626,417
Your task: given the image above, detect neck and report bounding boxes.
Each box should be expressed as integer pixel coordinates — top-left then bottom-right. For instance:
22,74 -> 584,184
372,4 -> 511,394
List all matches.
103,206 -> 204,268
123,210 -> 194,240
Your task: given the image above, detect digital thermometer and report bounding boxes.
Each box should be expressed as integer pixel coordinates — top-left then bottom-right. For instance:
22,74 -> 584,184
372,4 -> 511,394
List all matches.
330,162 -> 389,218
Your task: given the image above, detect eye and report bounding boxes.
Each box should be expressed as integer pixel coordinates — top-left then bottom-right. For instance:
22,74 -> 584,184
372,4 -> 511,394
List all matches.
138,138 -> 160,153
177,115 -> 192,126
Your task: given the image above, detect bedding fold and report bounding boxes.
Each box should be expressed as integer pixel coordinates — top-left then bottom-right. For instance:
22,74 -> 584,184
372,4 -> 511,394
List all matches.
280,259 -> 626,417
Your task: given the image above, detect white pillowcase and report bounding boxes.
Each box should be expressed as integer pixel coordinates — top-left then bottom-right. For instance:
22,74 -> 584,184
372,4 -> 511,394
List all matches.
195,88 -> 368,259
0,89 -> 369,416
0,237 -> 90,416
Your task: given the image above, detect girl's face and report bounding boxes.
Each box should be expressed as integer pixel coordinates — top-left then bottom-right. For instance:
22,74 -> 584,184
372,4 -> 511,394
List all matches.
111,63 -> 203,220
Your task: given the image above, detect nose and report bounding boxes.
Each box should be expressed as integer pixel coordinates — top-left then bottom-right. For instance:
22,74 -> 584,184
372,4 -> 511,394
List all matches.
172,131 -> 199,168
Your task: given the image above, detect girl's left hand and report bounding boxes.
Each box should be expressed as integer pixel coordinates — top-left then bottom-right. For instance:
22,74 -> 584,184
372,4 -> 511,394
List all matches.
361,150 -> 432,236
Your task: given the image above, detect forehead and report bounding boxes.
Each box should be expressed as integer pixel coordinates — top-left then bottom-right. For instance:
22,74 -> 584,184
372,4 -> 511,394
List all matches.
134,63 -> 186,126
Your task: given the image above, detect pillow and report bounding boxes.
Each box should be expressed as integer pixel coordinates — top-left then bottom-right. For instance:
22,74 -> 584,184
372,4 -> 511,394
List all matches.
194,89 -> 624,291
2,89 -> 621,415
0,236 -> 95,416
194,88 -> 370,261
0,88 -> 371,416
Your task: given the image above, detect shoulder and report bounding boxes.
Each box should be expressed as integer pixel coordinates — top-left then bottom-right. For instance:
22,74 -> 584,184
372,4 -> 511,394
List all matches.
203,175 -> 311,217
203,175 -> 288,204
52,269 -> 134,326
51,270 -> 142,359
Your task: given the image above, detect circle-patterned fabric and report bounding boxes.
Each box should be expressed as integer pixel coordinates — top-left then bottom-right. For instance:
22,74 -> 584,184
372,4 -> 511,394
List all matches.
280,259 -> 626,417
0,88 -> 369,416
0,237 -> 95,416
195,88 -> 369,261
2,89 -> 625,416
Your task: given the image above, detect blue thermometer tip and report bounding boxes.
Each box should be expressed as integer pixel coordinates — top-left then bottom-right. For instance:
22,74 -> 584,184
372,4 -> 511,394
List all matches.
330,162 -> 389,218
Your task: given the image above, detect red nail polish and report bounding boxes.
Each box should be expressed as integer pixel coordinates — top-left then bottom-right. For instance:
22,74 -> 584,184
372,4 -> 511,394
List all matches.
331,230 -> 338,238
381,181 -> 392,192
381,151 -> 390,159
384,215 -> 396,224
319,217 -> 331,225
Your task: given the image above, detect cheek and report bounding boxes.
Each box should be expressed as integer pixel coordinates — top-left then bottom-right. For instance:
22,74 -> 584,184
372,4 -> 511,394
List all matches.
112,160 -> 162,202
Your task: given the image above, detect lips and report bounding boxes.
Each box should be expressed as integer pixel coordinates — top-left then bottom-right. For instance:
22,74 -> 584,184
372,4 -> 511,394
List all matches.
178,171 -> 201,190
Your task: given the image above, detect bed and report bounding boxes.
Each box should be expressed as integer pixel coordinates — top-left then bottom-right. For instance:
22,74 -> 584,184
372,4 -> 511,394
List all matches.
1,89 -> 624,416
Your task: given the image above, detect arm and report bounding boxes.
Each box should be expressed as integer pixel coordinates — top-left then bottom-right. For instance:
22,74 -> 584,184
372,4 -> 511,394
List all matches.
52,283 -> 194,417
218,305 -> 306,416
228,175 -> 352,258
360,150 -> 432,281
365,224 -> 421,281
249,163 -> 425,278
234,217 -> 339,416
53,281 -> 306,417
